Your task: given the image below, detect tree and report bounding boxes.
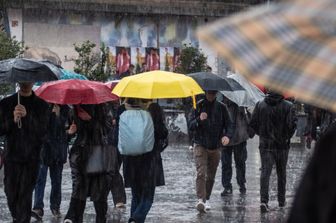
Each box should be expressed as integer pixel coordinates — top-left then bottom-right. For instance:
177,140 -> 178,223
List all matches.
175,44 -> 208,74
0,31 -> 24,96
73,40 -> 111,82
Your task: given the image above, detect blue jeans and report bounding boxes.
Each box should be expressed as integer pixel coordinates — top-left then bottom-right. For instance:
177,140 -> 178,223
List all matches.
129,184 -> 155,223
33,163 -> 63,210
221,142 -> 247,190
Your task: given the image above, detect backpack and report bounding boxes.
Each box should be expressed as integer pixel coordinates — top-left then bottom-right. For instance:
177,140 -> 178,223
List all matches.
118,109 -> 155,156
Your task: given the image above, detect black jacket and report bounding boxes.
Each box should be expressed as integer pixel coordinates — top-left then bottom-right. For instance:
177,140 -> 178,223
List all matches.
250,93 -> 297,149
0,92 -> 50,163
189,99 -> 234,149
123,102 -> 169,188
41,105 -> 71,165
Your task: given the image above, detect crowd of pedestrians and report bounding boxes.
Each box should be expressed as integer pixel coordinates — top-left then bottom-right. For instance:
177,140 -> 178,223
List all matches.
3,81 -> 336,223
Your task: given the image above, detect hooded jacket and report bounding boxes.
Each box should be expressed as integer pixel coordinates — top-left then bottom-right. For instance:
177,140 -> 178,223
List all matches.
250,92 -> 297,149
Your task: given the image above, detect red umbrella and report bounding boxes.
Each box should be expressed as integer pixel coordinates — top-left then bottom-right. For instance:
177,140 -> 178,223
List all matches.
36,79 -> 119,104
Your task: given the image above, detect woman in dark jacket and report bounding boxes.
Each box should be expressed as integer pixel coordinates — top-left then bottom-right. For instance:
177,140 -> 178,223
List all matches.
63,104 -> 117,223
123,101 -> 168,223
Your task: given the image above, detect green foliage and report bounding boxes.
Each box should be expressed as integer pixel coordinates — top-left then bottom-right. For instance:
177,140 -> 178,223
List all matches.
0,32 -> 24,96
73,40 -> 111,82
175,44 -> 208,74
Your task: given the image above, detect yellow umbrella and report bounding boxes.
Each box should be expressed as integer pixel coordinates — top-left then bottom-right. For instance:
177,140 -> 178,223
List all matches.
112,70 -> 204,108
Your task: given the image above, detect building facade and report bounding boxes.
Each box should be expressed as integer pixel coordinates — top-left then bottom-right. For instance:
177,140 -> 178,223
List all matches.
3,0 -> 271,74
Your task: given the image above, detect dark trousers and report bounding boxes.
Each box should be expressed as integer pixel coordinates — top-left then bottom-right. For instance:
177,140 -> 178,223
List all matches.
110,172 -> 127,205
65,197 -> 108,223
33,163 -> 63,210
110,149 -> 126,204
129,183 -> 155,223
221,142 -> 247,190
4,161 -> 39,223
259,148 -> 289,205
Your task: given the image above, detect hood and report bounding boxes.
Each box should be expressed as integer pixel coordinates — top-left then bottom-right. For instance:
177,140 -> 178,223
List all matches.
265,92 -> 284,106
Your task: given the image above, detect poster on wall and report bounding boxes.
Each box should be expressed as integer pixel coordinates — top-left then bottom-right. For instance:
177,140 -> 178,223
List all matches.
116,46 -> 131,76
131,47 -> 146,74
173,47 -> 181,72
145,47 -> 160,71
160,47 -> 174,71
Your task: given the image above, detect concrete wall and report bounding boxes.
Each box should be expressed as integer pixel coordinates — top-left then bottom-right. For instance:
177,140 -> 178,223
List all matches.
7,8 -> 22,41
24,23 -> 101,69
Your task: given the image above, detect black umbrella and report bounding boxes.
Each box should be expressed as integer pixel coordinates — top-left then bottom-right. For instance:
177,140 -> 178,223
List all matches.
188,72 -> 245,91
0,58 -> 61,128
0,58 -> 61,83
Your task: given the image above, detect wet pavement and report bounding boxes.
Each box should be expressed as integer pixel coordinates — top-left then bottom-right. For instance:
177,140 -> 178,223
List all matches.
0,136 -> 312,223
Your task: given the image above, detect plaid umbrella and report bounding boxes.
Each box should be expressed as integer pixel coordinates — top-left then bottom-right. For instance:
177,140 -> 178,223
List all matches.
197,0 -> 336,111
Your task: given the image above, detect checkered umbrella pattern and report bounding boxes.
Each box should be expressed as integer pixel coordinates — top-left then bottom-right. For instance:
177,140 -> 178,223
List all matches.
197,0 -> 336,111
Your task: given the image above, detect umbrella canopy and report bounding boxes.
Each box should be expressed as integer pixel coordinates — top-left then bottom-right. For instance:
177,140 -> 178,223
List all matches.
188,72 -> 245,91
61,69 -> 88,80
24,47 -> 61,66
197,0 -> 336,111
35,79 -> 119,104
112,70 -> 204,99
225,71 -> 265,107
0,58 -> 60,83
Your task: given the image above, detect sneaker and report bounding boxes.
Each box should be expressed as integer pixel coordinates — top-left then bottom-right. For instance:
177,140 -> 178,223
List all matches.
205,200 -> 211,210
220,188 -> 233,196
260,203 -> 270,213
51,209 -> 62,218
64,219 -> 73,223
239,187 -> 246,195
279,201 -> 286,208
188,145 -> 193,150
31,208 -> 43,220
196,199 -> 205,212
116,202 -> 126,208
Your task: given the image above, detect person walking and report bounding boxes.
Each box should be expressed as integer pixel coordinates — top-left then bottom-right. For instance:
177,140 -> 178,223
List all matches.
121,99 -> 168,223
249,91 -> 297,212
189,90 -> 234,212
220,96 -> 250,196
107,102 -> 127,208
63,104 -> 116,223
0,82 -> 50,222
31,104 -> 76,220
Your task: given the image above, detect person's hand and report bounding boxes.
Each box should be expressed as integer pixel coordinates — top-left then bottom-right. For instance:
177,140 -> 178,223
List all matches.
67,122 -> 77,134
13,104 -> 27,123
221,136 -> 230,146
112,119 -> 116,125
52,104 -> 60,116
200,112 -> 208,121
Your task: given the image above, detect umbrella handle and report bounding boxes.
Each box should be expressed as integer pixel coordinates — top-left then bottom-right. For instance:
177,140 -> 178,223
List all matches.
192,91 -> 196,109
17,88 -> 22,129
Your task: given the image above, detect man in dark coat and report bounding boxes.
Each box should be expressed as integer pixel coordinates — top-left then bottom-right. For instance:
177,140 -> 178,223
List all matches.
220,96 -> 250,196
189,90 -> 234,212
32,104 -> 76,220
249,91 -> 297,212
288,122 -> 336,223
0,82 -> 50,223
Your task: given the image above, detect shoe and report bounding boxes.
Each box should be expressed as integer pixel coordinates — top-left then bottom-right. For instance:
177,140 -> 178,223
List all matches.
205,200 -> 211,210
260,203 -> 270,213
64,219 -> 73,223
31,208 -> 43,220
188,145 -> 193,150
51,209 -> 62,218
196,199 -> 205,212
239,187 -> 246,195
116,202 -> 126,208
279,201 -> 286,208
220,188 -> 233,196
